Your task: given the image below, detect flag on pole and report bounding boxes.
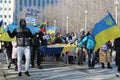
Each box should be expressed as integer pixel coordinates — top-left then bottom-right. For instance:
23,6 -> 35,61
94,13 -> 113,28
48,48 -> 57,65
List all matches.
92,12 -> 120,52
39,21 -> 47,32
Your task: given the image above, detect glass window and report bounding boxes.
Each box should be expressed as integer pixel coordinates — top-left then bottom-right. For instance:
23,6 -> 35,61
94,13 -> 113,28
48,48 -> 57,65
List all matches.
20,7 -> 22,11
24,0 -> 27,5
33,0 -> 36,6
0,0 -> 2,3
9,15 -> 11,18
42,0 -> 45,8
4,0 -> 7,3
51,0 -> 54,4
0,7 -> 2,10
38,0 -> 40,7
29,0 -> 31,6
4,8 -> 7,11
9,8 -> 11,11
47,0 -> 49,4
0,15 -> 2,18
20,0 -> 22,6
9,0 -> 11,3
4,15 -> 7,18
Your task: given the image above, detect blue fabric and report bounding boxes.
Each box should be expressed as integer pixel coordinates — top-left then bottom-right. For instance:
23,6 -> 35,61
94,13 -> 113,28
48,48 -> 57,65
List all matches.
39,46 -> 63,55
92,12 -> 116,38
4,24 -> 40,34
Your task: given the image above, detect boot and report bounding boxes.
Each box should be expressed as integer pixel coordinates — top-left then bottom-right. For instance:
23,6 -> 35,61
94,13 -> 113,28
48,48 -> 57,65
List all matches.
25,71 -> 30,76
101,63 -> 105,68
107,63 -> 112,69
18,72 -> 22,76
15,65 -> 18,71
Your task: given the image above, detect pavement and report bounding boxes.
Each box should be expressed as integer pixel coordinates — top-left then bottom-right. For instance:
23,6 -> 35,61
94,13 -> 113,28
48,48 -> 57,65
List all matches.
0,51 -> 120,80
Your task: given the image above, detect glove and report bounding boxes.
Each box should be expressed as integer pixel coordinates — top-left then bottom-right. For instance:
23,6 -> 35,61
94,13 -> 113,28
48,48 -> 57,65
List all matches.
70,42 -> 74,45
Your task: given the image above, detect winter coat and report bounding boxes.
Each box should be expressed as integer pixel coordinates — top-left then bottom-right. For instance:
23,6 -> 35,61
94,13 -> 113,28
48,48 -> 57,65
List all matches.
77,35 -> 95,50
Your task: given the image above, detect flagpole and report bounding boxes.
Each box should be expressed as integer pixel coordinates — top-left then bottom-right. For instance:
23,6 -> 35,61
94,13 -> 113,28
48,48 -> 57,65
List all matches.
115,0 -> 119,24
66,16 -> 69,34
53,20 -> 56,26
85,10 -> 88,32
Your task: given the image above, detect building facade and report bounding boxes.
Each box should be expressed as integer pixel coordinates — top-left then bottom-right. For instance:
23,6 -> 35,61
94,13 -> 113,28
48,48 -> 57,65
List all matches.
0,0 -> 58,25
0,0 -> 15,25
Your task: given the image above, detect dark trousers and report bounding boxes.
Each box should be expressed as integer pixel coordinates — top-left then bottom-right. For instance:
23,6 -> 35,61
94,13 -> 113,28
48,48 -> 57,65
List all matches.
87,49 -> 96,68
115,48 -> 120,72
4,48 -> 12,67
31,46 -> 41,67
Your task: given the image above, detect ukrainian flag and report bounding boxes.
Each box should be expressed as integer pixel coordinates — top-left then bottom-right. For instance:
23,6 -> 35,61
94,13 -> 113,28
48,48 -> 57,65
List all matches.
92,12 -> 120,52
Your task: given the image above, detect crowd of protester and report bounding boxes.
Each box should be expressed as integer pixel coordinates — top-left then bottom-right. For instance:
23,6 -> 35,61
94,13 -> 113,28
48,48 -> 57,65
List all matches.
2,19 -> 120,77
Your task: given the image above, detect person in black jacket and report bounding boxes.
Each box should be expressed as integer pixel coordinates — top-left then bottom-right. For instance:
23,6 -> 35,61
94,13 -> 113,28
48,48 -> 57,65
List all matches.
38,31 -> 47,61
7,19 -> 35,77
30,34 -> 42,69
114,37 -> 120,77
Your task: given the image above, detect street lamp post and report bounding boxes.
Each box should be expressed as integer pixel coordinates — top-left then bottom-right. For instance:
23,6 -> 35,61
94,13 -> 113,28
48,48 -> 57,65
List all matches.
115,0 -> 118,24
66,16 -> 69,34
85,10 -> 88,32
53,20 -> 56,26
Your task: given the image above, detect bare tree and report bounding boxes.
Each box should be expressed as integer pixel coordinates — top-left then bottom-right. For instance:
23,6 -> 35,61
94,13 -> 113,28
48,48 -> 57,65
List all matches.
19,0 -> 120,34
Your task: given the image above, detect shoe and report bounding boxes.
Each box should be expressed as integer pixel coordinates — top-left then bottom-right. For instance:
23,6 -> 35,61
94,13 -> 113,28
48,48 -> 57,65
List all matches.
38,66 -> 43,69
102,66 -> 105,69
15,66 -> 18,71
107,66 -> 112,69
8,65 -> 11,69
18,72 -> 22,76
89,66 -> 92,69
25,71 -> 30,76
116,72 -> 120,77
31,65 -> 34,68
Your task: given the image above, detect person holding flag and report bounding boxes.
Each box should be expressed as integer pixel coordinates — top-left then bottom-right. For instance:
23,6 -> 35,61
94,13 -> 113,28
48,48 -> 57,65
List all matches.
92,12 -> 120,77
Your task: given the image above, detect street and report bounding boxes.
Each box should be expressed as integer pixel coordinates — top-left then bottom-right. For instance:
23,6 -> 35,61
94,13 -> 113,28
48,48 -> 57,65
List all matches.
0,52 -> 120,80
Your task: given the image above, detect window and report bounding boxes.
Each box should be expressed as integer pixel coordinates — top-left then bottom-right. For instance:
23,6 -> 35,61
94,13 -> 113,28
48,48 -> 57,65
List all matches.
38,0 -> 40,7
9,8 -> 11,11
29,0 -> 31,6
24,0 -> 27,5
42,0 -> 45,8
0,7 -> 2,10
0,15 -> 2,18
9,0 -> 11,3
4,15 -> 7,18
4,0 -> 7,3
33,0 -> 36,6
0,0 -> 2,3
20,0 -> 22,6
9,15 -> 11,18
20,7 -> 22,11
4,8 -> 7,11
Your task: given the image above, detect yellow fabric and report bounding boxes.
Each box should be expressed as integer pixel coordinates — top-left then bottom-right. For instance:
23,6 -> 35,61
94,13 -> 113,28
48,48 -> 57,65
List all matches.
94,25 -> 120,52
0,33 -> 16,41
47,43 -> 79,54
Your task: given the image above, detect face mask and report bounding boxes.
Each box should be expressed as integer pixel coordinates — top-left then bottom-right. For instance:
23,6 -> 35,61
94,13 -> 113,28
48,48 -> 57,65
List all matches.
20,22 -> 26,28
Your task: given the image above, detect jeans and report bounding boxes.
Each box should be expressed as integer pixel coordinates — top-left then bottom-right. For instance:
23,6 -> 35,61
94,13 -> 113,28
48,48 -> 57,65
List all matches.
17,46 -> 31,72
3,48 -> 12,67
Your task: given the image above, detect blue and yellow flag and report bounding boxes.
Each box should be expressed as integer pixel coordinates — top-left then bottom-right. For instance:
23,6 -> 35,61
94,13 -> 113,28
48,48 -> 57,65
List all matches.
0,20 -> 3,27
46,26 -> 57,34
92,12 -> 120,52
